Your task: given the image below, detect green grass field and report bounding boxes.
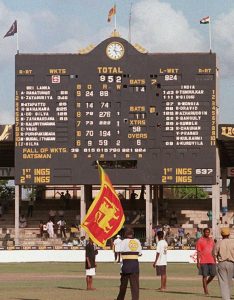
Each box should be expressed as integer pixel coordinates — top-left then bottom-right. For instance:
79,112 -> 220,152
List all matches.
0,262 -> 227,300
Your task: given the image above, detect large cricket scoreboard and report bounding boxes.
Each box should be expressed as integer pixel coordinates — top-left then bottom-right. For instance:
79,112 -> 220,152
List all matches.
15,36 -> 217,185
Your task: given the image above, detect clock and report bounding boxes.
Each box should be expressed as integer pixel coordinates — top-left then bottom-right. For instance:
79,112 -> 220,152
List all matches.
106,42 -> 125,60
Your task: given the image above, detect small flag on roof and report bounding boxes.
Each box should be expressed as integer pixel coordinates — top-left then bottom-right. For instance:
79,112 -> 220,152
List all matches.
200,16 -> 210,24
108,5 -> 116,22
4,20 -> 17,38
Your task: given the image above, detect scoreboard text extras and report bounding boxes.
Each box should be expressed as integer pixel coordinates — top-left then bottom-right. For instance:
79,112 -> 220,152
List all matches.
15,37 -> 217,185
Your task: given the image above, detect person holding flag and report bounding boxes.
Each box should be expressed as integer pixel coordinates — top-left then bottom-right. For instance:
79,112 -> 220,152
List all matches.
85,237 -> 98,291
82,162 -> 125,291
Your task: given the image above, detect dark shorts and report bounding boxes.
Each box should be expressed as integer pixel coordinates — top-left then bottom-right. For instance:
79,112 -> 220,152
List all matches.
156,265 -> 167,276
199,264 -> 216,277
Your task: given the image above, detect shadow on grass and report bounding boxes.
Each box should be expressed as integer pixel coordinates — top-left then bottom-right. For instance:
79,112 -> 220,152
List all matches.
68,271 -> 84,274
14,298 -> 40,300
162,291 -> 221,298
140,288 -> 221,298
57,286 -> 86,291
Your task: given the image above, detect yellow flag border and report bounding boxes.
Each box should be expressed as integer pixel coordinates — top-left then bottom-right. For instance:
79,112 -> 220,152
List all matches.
81,164 -> 125,247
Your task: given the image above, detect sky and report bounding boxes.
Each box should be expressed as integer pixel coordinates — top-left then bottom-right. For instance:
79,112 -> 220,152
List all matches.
0,0 -> 234,124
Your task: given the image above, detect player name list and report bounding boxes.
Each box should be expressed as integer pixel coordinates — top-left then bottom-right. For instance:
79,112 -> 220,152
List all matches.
15,81 -> 215,157
161,84 -> 215,147
15,85 -> 69,146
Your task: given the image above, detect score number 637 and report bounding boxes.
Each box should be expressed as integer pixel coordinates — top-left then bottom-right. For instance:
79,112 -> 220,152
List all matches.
195,168 -> 213,175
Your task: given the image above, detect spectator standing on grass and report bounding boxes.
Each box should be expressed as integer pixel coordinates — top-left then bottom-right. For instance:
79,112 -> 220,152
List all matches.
115,227 -> 142,300
196,228 -> 216,295
214,227 -> 234,300
153,230 -> 168,291
113,235 -> 122,263
85,238 -> 98,291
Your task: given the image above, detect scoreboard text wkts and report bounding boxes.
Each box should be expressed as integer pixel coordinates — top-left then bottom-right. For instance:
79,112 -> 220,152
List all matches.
15,36 -> 217,185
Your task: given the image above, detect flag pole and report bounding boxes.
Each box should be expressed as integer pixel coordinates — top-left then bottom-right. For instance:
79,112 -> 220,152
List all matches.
128,2 -> 133,43
209,18 -> 212,53
114,3 -> 117,31
16,23 -> 19,54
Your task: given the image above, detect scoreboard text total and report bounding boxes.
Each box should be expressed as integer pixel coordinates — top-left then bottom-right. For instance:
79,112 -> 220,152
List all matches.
15,37 -> 217,185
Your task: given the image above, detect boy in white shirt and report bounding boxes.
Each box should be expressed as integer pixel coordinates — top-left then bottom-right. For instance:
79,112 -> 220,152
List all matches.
153,230 -> 168,291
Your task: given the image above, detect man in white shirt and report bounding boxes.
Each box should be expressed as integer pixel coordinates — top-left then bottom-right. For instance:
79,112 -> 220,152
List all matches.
153,230 -> 168,291
113,235 -> 122,263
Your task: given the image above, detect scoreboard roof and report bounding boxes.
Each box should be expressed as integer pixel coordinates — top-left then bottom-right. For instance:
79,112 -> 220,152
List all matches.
14,36 -> 217,185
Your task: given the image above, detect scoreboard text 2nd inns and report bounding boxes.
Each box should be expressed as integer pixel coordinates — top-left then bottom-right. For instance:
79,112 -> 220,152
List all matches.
15,36 -> 217,185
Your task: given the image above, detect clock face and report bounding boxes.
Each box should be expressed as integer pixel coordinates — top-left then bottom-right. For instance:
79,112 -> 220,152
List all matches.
106,42 -> 125,60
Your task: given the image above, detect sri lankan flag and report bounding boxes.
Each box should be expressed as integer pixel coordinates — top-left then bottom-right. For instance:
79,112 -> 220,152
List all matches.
81,163 -> 125,247
107,5 -> 116,22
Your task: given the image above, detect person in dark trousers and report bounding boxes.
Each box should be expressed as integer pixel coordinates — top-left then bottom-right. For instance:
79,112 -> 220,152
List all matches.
214,227 -> 234,300
196,228 -> 216,295
153,230 -> 168,291
57,216 -> 67,239
85,238 -> 98,291
115,227 -> 142,300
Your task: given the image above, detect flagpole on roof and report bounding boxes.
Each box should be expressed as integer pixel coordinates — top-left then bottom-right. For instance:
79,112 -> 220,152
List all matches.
128,2 -> 133,43
16,22 -> 19,54
114,3 -> 117,31
209,18 -> 212,53
200,16 -> 212,53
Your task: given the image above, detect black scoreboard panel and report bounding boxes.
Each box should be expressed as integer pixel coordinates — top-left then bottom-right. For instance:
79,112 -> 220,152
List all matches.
15,37 -> 217,185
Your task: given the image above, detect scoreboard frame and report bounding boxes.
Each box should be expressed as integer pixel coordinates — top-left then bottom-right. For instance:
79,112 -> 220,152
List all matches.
15,36 -> 217,185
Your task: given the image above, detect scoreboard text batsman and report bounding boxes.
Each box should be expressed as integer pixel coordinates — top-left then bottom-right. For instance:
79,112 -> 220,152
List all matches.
15,37 -> 217,185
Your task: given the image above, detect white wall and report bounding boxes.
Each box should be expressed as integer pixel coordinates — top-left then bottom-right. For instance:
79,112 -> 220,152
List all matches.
0,250 -> 197,263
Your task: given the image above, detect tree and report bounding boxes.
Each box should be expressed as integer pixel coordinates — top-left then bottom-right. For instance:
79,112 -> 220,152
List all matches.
173,186 -> 208,199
